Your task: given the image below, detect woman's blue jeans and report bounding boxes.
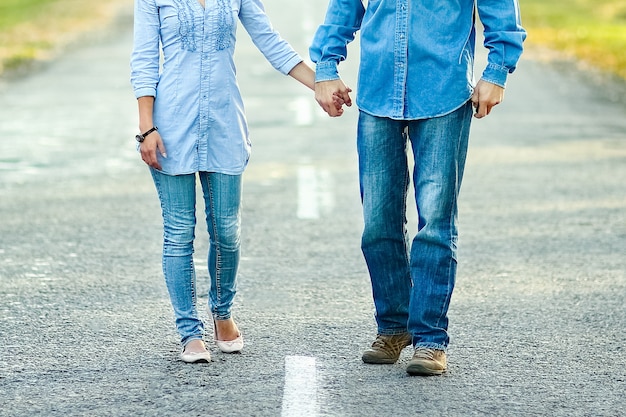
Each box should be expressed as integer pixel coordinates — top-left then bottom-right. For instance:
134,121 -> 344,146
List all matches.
150,169 -> 241,347
357,102 -> 473,350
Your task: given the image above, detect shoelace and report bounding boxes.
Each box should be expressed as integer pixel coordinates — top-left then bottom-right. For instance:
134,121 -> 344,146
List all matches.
371,336 -> 389,349
412,348 -> 436,359
371,335 -> 407,352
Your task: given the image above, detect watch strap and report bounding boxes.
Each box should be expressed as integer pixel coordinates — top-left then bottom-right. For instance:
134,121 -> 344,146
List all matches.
136,126 -> 158,143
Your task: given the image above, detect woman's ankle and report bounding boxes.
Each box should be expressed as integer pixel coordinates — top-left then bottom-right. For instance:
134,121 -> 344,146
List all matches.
184,339 -> 207,353
214,318 -> 240,341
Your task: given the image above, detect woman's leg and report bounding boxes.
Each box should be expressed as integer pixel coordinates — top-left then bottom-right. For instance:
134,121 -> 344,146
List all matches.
198,172 -> 242,330
150,168 -> 204,348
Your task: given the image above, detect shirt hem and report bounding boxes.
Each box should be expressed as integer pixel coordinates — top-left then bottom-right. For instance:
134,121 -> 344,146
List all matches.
356,95 -> 472,120
155,166 -> 247,176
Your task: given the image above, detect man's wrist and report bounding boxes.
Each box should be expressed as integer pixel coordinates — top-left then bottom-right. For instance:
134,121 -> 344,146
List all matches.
315,61 -> 340,83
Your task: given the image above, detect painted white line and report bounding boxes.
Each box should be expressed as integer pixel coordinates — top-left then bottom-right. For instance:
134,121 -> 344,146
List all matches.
297,165 -> 335,220
301,0 -> 315,45
297,165 -> 319,219
316,169 -> 335,215
290,96 -> 314,126
281,356 -> 318,417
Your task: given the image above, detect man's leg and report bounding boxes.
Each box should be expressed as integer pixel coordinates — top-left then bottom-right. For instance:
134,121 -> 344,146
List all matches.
406,101 -> 473,375
357,111 -> 413,363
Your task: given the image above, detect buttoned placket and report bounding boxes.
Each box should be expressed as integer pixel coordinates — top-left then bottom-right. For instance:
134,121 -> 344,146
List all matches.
393,0 -> 409,118
198,4 -> 210,171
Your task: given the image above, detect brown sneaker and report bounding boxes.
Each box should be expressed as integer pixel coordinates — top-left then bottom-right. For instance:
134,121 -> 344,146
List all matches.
406,348 -> 447,376
361,333 -> 412,364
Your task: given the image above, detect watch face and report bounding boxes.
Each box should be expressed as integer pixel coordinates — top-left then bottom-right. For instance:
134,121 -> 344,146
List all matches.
135,134 -> 144,143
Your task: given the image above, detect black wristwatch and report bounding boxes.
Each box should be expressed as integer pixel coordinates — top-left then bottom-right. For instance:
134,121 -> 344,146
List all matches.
136,126 -> 158,143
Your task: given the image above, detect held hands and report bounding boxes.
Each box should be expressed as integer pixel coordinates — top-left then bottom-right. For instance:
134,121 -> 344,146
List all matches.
471,79 -> 505,119
315,78 -> 506,118
140,132 -> 167,170
315,79 -> 352,117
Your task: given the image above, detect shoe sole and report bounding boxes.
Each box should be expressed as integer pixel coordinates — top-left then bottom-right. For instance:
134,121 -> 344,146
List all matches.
182,357 -> 210,364
406,363 -> 445,376
180,352 -> 212,363
216,335 -> 244,353
362,355 -> 398,364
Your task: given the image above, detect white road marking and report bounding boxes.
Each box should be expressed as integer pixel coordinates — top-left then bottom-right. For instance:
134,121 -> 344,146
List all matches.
281,356 -> 318,417
297,165 -> 335,220
290,96 -> 314,126
297,165 -> 319,219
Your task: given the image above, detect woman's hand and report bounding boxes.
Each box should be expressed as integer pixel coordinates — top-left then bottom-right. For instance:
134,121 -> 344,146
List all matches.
315,79 -> 352,117
140,132 -> 167,170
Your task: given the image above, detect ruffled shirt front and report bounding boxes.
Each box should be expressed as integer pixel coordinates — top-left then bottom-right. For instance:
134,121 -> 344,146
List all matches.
131,0 -> 302,175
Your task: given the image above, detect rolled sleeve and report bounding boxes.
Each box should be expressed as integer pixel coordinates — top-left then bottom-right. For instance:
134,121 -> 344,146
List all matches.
133,86 -> 157,99
314,61 -> 340,82
278,55 -> 304,76
239,0 -> 302,75
309,0 -> 364,82
130,0 -> 160,99
481,63 -> 510,88
477,0 -> 526,88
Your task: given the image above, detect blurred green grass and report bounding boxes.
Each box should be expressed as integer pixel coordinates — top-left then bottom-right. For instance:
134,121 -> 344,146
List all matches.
0,0 -> 59,31
0,0 -> 128,74
521,0 -> 626,78
0,0 -> 625,79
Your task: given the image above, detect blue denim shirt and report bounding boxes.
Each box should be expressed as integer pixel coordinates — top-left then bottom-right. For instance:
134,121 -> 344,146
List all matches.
310,0 -> 526,120
131,0 -> 303,175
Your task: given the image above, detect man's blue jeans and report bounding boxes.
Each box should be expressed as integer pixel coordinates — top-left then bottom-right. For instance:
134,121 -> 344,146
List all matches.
150,169 -> 241,347
357,102 -> 473,350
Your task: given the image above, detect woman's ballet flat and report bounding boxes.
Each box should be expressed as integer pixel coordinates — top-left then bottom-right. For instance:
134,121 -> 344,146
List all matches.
213,320 -> 244,353
215,334 -> 244,353
180,349 -> 211,363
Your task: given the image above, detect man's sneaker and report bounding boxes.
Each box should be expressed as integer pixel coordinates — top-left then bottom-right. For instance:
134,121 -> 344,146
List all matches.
361,333 -> 412,364
406,348 -> 447,376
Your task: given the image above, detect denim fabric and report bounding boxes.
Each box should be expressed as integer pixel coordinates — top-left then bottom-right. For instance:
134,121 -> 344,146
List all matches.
131,0 -> 303,175
310,0 -> 526,119
357,102 -> 473,350
150,168 -> 242,346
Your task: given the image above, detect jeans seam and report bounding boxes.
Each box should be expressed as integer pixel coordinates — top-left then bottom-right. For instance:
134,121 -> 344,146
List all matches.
206,174 -> 222,315
401,125 -> 411,269
434,119 -> 463,331
189,255 -> 197,314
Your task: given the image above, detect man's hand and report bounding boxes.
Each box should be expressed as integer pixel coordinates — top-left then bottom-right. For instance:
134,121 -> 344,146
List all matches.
315,79 -> 352,117
140,132 -> 167,170
471,79 -> 505,119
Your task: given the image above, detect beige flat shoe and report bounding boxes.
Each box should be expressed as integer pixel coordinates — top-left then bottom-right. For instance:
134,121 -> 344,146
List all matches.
180,345 -> 211,363
214,319 -> 244,353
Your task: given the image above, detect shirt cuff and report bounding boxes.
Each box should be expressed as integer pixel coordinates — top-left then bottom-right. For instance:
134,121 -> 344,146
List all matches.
315,61 -> 340,83
134,87 -> 157,99
480,63 -> 510,89
279,55 -> 305,76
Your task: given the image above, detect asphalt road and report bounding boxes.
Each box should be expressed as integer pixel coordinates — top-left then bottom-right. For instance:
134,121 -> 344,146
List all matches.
0,1 -> 625,416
